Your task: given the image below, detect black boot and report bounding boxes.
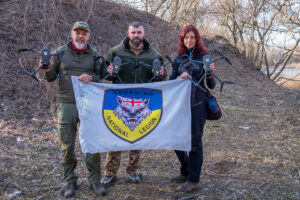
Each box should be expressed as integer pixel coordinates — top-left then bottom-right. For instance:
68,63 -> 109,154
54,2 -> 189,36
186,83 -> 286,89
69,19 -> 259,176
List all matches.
63,182 -> 78,198
90,182 -> 107,196
100,175 -> 117,188
170,174 -> 187,183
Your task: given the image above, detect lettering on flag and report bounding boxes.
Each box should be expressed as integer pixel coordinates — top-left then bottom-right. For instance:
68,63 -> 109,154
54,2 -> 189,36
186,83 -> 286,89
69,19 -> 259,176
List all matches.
103,88 -> 162,143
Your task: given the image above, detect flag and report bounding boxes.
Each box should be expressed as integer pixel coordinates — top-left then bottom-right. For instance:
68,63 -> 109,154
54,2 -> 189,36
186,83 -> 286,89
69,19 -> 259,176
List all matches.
71,76 -> 192,153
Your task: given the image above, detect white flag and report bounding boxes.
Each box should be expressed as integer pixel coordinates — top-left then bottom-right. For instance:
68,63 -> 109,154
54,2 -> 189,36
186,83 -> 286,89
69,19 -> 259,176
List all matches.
71,76 -> 192,153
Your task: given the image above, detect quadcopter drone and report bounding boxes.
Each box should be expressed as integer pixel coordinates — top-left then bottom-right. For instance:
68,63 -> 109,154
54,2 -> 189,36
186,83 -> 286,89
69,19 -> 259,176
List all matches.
166,50 -> 235,92
18,44 -> 67,82
101,56 -> 166,83
138,59 -> 167,83
100,56 -> 132,83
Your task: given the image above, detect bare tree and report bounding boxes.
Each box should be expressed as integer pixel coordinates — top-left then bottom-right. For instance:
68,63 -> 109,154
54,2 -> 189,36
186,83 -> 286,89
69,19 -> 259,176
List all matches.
211,0 -> 299,80
115,0 -> 299,82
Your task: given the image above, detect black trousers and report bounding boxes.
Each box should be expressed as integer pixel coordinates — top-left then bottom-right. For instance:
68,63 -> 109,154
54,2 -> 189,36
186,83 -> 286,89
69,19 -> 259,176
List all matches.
175,101 -> 207,183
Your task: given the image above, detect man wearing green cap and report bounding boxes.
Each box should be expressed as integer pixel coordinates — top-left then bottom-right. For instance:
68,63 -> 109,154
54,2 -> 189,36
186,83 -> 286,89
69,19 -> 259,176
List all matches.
42,21 -> 106,198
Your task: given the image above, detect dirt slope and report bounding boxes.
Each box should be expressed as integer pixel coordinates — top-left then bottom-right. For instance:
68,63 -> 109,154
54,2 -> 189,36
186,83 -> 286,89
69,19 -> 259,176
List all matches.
1,0 -> 300,199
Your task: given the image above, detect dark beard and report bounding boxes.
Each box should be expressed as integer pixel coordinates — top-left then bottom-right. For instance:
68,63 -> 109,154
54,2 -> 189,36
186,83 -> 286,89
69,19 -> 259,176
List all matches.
130,38 -> 143,48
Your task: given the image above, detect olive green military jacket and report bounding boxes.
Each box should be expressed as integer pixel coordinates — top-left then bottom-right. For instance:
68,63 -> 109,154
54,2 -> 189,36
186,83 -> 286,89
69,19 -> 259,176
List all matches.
44,42 -> 103,103
104,37 -> 166,83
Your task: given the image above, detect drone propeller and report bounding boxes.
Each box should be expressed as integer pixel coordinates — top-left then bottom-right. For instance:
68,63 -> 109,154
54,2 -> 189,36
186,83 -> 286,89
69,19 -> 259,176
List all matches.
17,44 -> 39,54
214,50 -> 232,65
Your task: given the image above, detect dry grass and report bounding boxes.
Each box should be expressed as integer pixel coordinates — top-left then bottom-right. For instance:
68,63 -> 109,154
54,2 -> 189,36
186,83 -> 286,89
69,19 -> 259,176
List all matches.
1,0 -> 300,200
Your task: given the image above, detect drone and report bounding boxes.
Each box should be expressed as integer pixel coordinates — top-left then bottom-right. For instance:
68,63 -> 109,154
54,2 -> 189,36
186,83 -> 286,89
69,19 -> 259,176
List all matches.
18,44 -> 67,82
100,56 -> 132,83
101,56 -> 166,83
138,59 -> 166,82
166,50 -> 235,92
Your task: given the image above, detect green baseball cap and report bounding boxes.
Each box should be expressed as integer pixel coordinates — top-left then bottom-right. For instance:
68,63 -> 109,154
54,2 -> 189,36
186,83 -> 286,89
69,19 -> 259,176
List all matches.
72,21 -> 90,32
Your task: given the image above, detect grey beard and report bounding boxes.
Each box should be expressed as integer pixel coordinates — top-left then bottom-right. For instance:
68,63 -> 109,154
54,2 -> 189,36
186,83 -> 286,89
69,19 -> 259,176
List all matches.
130,39 -> 143,48
74,42 -> 86,49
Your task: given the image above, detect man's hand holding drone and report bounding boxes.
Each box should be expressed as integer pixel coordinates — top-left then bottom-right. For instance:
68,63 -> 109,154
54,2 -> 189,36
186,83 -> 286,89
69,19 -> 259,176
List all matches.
158,66 -> 165,76
107,63 -> 165,76
39,59 -> 93,83
39,59 -> 51,72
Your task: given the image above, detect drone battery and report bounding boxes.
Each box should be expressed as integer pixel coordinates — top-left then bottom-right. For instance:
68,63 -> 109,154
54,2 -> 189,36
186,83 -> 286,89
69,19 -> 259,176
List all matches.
41,46 -> 51,69
203,55 -> 212,76
112,56 -> 122,77
152,59 -> 161,76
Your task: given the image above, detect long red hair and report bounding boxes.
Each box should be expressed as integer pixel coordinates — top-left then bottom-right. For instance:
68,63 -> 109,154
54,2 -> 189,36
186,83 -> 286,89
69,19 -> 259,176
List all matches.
177,25 -> 208,56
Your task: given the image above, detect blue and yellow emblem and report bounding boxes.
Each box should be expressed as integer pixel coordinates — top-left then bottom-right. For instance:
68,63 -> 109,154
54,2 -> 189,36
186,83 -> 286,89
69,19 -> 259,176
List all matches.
103,88 -> 162,143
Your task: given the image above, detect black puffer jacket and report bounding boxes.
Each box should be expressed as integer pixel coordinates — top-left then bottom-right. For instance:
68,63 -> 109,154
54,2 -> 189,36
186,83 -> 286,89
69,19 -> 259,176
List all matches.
170,50 -> 216,106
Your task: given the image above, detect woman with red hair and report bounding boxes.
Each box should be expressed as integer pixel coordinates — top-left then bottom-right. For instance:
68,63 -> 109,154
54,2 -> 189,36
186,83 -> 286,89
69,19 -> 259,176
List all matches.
169,25 -> 216,192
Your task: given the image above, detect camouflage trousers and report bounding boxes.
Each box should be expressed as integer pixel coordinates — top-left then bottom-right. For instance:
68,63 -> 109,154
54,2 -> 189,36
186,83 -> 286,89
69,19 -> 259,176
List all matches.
104,150 -> 141,176
58,103 -> 101,184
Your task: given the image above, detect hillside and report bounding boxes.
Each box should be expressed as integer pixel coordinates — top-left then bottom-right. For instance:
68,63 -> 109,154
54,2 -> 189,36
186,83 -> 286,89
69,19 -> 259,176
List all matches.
1,0 -> 300,199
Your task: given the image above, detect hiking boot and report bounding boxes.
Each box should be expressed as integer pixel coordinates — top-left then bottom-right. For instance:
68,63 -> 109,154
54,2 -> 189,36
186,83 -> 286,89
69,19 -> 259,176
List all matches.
100,175 -> 117,187
176,181 -> 199,192
170,175 -> 187,183
90,182 -> 107,196
62,182 -> 78,198
127,173 -> 141,183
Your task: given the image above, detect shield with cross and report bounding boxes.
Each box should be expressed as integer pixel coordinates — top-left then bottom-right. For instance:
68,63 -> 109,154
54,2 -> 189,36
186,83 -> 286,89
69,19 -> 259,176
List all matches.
103,88 -> 162,143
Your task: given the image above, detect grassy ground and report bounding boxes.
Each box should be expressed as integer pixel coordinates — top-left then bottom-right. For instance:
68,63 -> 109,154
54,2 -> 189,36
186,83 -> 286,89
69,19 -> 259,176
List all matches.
1,78 -> 299,199
0,0 -> 299,199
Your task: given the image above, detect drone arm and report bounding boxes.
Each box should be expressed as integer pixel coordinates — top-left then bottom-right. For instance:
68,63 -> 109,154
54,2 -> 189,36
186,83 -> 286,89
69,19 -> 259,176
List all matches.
211,57 -> 224,63
138,62 -> 152,70
212,74 -> 236,92
191,60 -> 204,64
165,55 -> 173,64
120,61 -> 132,67
17,44 -> 39,54
213,50 -> 233,65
